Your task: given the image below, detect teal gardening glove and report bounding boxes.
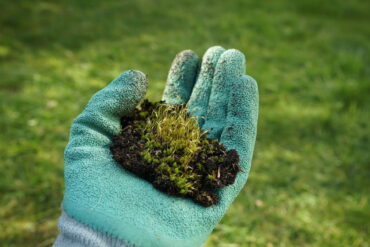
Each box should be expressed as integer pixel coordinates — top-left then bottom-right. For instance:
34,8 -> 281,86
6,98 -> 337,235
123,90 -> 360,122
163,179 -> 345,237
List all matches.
58,46 -> 258,247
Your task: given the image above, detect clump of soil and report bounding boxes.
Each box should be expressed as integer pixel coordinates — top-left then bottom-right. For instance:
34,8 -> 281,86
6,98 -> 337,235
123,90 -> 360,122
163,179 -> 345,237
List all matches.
110,100 -> 240,207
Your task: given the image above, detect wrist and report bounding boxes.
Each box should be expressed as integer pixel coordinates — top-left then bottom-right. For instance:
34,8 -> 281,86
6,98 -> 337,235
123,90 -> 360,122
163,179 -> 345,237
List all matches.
53,209 -> 130,247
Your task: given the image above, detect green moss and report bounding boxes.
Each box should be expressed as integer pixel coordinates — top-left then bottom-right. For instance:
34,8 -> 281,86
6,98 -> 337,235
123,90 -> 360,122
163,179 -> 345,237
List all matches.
112,100 -> 240,206
111,101 -> 239,206
137,103 -> 208,194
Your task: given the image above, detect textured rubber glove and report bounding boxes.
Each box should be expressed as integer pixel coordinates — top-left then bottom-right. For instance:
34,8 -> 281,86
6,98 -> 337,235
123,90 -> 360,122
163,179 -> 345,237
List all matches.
60,46 -> 258,247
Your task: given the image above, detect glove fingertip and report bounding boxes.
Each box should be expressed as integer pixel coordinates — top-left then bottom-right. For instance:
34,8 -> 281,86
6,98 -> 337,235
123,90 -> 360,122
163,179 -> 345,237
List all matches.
216,49 -> 246,77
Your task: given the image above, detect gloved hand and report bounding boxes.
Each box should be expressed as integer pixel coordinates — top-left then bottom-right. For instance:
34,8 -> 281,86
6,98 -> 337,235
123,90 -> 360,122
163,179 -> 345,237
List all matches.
58,46 -> 258,247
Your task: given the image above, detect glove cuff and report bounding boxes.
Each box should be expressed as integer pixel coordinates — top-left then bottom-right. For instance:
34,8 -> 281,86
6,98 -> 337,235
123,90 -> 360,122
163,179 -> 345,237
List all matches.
53,210 -> 130,247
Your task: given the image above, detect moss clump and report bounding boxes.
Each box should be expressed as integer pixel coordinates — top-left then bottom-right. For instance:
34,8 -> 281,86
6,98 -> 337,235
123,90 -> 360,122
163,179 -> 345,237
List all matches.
110,100 -> 240,207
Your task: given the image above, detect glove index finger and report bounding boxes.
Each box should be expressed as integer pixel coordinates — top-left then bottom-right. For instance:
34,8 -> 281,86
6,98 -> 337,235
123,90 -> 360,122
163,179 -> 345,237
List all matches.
162,50 -> 199,105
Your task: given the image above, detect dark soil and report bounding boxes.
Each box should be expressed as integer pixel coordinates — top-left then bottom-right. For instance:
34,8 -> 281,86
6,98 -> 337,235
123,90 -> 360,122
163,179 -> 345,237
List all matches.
110,100 -> 240,207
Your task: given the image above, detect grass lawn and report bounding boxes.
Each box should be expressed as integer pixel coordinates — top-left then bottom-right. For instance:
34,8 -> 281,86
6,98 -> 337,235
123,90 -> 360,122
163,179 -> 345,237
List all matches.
1,0 -> 369,246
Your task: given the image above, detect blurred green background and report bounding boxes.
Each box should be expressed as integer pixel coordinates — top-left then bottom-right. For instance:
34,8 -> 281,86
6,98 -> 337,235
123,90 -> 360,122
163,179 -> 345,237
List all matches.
1,0 -> 369,246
